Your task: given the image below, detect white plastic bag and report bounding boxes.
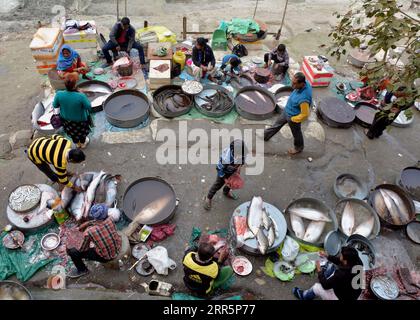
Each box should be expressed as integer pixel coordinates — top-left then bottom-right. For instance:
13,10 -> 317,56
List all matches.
281,236 -> 300,262
108,201 -> 121,222
145,246 -> 177,276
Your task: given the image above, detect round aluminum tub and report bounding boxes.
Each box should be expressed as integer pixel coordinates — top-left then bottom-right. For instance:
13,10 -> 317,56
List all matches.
229,200 -> 287,256
397,162 -> 420,201
334,173 -> 368,200
354,102 -> 379,128
122,177 -> 177,225
103,89 -> 150,128
368,184 -> 416,227
152,85 -> 193,118
274,86 -> 293,111
317,97 -> 356,128
0,281 -> 32,300
76,80 -> 113,112
284,198 -> 338,247
345,234 -> 376,270
194,84 -> 234,118
392,110 -> 414,128
335,198 -> 380,240
234,86 -> 276,120
230,74 -> 255,90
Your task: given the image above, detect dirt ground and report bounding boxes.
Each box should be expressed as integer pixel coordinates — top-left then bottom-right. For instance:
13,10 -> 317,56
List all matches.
0,0 -> 419,300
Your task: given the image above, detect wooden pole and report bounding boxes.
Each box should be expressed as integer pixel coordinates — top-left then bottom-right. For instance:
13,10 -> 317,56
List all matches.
183,17 -> 187,40
125,0 -> 127,17
116,0 -> 119,21
144,20 -> 148,28
253,0 -> 259,19
275,0 -> 289,40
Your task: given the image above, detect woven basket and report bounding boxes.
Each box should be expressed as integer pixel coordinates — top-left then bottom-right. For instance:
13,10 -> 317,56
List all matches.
117,61 -> 133,77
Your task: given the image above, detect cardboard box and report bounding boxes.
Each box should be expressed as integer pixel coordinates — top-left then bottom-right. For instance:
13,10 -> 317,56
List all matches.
30,27 -> 63,60
149,60 -> 171,89
63,21 -> 98,49
301,56 -> 334,87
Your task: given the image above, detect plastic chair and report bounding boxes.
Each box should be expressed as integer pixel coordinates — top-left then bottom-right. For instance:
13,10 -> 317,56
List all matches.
212,29 -> 228,51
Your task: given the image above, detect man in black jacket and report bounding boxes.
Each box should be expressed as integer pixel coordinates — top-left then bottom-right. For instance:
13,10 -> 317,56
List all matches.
191,37 -> 216,82
102,17 -> 145,67
293,246 -> 364,300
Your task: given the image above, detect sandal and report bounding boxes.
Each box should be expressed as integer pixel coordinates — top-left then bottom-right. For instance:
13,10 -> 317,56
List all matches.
203,197 -> 212,210
288,148 -> 303,155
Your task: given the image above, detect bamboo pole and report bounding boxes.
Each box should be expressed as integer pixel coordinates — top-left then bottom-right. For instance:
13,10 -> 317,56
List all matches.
275,0 -> 289,40
183,17 -> 187,40
116,0 -> 119,21
253,0 -> 259,19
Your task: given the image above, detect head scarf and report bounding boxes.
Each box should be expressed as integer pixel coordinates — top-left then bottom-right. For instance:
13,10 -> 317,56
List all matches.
89,204 -> 109,221
57,44 -> 79,71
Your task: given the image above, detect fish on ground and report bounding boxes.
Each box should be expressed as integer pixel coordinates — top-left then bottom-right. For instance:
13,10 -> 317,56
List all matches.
303,221 -> 325,243
290,213 -> 305,239
352,216 -> 374,238
70,192 -> 86,221
83,171 -> 106,218
341,201 -> 355,236
288,207 -> 331,222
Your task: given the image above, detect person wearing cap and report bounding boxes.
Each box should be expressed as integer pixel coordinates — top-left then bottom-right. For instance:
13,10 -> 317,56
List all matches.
191,37 -> 217,82
67,215 -> 122,279
204,140 -> 247,210
102,17 -> 146,67
264,43 -> 289,78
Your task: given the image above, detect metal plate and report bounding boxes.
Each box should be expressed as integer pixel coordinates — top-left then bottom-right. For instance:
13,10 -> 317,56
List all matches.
398,165 -> 420,201
40,233 -> 61,251
317,97 -> 356,128
323,231 -> 346,257
2,230 -> 25,249
406,221 -> 420,244
334,173 -> 368,200
234,86 -> 276,120
354,102 -> 379,128
368,184 -> 416,227
371,275 -> 399,300
122,177 -> 177,225
76,80 -> 113,113
132,243 -> 151,260
335,198 -> 381,240
231,256 -> 253,276
153,85 -> 193,118
392,111 -> 414,127
231,201 -> 287,256
182,80 -> 203,95
103,89 -> 150,128
274,86 -> 293,111
284,198 -> 338,247
194,84 -> 234,118
0,281 -> 32,300
8,185 -> 41,213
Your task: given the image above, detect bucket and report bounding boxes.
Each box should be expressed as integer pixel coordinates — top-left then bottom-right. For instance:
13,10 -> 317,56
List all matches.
173,51 -> 186,70
48,69 -> 66,91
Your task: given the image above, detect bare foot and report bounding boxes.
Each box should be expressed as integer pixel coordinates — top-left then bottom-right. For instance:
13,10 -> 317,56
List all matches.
288,148 -> 303,155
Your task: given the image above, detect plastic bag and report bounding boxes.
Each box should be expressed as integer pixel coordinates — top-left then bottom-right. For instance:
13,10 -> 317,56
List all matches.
108,201 -> 121,222
281,236 -> 299,262
224,172 -> 244,190
145,246 -> 176,276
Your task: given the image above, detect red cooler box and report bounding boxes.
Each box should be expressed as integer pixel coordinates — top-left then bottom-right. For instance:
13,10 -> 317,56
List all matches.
301,56 -> 333,87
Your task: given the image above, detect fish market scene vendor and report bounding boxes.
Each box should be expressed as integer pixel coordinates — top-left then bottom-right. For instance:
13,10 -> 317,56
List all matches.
56,44 -> 91,80
264,44 -> 289,80
220,53 -> 242,81
191,37 -> 217,82
26,134 -> 86,191
182,242 -> 233,297
101,17 -> 146,68
53,73 -> 93,149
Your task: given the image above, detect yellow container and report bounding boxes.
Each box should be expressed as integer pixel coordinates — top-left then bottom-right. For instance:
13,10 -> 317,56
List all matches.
173,51 -> 186,70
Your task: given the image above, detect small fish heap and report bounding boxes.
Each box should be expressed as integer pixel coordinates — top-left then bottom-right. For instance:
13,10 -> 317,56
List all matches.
340,201 -> 375,238
242,196 -> 278,255
373,188 -> 411,226
289,206 -> 332,243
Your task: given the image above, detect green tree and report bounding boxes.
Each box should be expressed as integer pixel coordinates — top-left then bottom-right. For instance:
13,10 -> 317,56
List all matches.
328,0 -> 419,119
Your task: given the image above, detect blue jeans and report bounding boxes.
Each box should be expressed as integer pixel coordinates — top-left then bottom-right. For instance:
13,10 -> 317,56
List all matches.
302,263 -> 336,300
102,40 -> 146,64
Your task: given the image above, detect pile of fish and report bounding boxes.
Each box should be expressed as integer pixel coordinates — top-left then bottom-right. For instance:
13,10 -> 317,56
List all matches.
242,196 -> 278,255
154,88 -> 192,113
372,188 -> 412,225
182,80 -> 203,95
289,206 -> 332,243
195,89 -> 232,112
78,83 -> 112,109
60,171 -> 120,221
340,201 -> 375,237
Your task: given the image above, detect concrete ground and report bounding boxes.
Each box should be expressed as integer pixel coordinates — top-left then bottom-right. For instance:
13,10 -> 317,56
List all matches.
0,0 -> 419,300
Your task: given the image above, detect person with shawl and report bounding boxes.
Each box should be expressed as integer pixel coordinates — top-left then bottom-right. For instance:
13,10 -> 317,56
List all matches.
191,37 -> 217,82
203,140 -> 247,210
56,44 -> 91,79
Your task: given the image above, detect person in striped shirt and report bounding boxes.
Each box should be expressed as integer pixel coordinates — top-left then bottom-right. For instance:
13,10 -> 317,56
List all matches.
27,134 -> 86,190
67,217 -> 122,278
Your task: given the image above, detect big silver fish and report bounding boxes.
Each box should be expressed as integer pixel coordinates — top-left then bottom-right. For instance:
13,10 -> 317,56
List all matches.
71,192 -> 86,221
246,196 -> 264,237
379,189 -> 402,225
288,207 -> 331,222
290,213 -> 305,239
83,171 -> 106,218
383,189 -> 410,224
256,227 -> 269,255
303,221 -> 325,243
353,216 -> 374,238
262,208 -> 271,230
341,202 -> 355,236
267,225 -> 275,247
